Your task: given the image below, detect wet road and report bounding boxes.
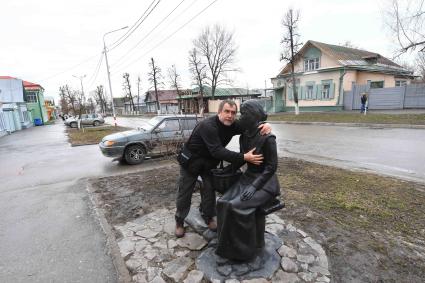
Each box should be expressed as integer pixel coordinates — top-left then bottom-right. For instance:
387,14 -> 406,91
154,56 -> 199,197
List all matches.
108,116 -> 425,183
0,122 -> 172,282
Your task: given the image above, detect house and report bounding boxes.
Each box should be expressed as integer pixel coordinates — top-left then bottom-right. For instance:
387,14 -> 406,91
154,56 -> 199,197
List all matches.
144,90 -> 180,114
44,96 -> 58,120
112,97 -> 126,115
23,80 -> 48,123
271,40 -> 415,112
179,87 -> 262,113
0,76 -> 33,136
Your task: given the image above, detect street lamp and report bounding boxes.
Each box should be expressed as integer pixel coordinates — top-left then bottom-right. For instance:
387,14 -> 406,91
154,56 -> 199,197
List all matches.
103,26 -> 128,126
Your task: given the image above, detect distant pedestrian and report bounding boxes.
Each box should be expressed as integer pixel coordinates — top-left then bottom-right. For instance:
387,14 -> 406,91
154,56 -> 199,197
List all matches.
360,93 -> 368,114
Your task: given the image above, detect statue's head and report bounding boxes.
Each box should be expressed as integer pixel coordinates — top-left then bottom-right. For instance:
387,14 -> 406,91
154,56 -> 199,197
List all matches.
239,100 -> 267,131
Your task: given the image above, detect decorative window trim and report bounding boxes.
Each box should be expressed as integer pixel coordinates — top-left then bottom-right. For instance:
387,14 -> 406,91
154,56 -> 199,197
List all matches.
304,58 -> 320,72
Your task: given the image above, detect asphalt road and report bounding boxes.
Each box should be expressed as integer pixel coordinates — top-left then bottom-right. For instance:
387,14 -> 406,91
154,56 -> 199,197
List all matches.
108,116 -> 425,183
0,122 -> 172,282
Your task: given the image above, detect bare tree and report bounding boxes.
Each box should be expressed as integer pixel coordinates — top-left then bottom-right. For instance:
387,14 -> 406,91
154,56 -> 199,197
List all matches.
193,24 -> 238,99
122,73 -> 135,113
59,85 -> 77,115
58,86 -> 70,114
188,48 -> 207,114
168,64 -> 182,112
93,85 -> 107,114
384,0 -> 425,56
148,57 -> 163,112
416,52 -> 425,81
86,97 -> 96,113
281,8 -> 303,115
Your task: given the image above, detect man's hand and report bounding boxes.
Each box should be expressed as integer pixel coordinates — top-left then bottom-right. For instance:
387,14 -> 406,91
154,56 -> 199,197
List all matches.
258,123 -> 272,135
244,148 -> 263,165
240,185 -> 256,201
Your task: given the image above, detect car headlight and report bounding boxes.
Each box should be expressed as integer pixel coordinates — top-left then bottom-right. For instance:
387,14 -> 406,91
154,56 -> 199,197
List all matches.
104,140 -> 116,147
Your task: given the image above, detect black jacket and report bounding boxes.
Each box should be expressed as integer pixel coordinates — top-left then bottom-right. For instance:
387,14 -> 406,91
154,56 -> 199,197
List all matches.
186,115 -> 244,172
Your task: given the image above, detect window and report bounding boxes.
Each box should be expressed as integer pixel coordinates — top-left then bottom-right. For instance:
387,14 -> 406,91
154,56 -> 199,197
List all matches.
306,85 -> 314,99
370,81 -> 384,88
181,118 -> 198,130
26,92 -> 37,103
304,58 -> 320,71
322,84 -> 330,99
395,80 -> 407,87
158,119 -> 180,132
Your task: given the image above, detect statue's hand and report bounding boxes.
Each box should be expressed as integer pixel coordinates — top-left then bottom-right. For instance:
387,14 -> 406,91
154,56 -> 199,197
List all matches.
258,123 -> 271,135
240,185 -> 256,201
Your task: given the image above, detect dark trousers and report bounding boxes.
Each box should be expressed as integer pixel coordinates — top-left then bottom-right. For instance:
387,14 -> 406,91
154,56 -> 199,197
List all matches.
175,166 -> 216,224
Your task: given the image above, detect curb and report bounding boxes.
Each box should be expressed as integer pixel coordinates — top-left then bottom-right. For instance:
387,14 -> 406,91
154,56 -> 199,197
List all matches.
268,121 -> 425,129
86,181 -> 132,283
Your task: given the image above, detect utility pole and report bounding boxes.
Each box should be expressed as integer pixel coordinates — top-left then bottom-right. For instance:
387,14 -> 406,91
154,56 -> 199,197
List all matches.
103,26 -> 128,126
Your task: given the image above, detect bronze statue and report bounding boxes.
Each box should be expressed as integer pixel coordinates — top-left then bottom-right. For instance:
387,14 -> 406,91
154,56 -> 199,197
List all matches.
216,100 -> 281,261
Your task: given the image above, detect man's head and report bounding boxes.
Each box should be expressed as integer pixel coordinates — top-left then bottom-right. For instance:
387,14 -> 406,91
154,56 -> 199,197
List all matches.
217,100 -> 238,126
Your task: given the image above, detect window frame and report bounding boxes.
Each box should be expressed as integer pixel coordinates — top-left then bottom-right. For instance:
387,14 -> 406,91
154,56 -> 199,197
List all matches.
304,58 -> 320,72
370,81 -> 384,88
26,92 -> 38,103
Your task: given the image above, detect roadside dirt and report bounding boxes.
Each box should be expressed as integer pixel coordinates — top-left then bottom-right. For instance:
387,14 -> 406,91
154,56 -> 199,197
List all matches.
90,158 -> 425,283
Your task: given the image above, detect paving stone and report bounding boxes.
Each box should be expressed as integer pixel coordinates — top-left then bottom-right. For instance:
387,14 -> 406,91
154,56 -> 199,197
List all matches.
147,267 -> 162,282
150,275 -> 166,283
115,225 -> 135,237
300,263 -> 309,271
316,275 -> 330,282
153,240 -> 167,250
316,254 -> 329,269
297,254 -> 315,264
297,229 -> 307,237
225,279 -> 240,283
304,237 -> 326,256
202,229 -> 217,241
125,257 -> 148,273
147,238 -> 159,243
271,270 -> 300,283
308,265 -> 330,276
177,232 -> 207,250
163,257 -> 193,282
118,238 -> 135,260
132,272 -> 148,283
136,229 -> 159,239
167,239 -> 178,249
278,245 -> 297,258
266,213 -> 285,225
163,219 -> 176,236
135,239 -> 149,252
175,250 -> 190,257
241,278 -> 269,283
265,223 -> 284,235
298,271 -> 317,282
183,270 -> 204,283
286,223 -> 297,232
281,257 -> 298,273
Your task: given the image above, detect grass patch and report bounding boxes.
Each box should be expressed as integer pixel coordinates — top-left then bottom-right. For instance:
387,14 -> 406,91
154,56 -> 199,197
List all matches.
278,158 -> 425,236
66,125 -> 131,146
268,112 -> 425,125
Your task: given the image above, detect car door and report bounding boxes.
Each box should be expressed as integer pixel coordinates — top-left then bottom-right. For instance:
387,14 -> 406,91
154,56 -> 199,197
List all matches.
150,118 -> 182,155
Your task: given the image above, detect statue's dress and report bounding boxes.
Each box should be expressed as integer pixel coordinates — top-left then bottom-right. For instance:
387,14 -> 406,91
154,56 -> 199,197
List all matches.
216,131 -> 280,261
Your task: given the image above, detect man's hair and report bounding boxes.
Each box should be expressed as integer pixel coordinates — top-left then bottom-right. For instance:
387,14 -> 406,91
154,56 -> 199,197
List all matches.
218,99 -> 238,113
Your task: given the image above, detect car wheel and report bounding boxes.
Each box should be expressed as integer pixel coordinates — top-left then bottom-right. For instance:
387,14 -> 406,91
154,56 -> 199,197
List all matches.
93,120 -> 100,127
70,122 -> 77,128
124,144 -> 146,165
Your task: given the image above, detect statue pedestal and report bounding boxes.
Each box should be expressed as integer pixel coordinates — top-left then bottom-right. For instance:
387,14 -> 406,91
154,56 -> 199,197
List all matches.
196,233 -> 282,281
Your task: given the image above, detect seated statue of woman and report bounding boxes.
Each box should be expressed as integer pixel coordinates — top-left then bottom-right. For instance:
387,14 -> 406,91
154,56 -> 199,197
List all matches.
216,100 -> 281,261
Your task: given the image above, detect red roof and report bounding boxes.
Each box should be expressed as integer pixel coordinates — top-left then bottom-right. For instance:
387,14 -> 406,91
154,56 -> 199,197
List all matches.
0,76 -> 43,89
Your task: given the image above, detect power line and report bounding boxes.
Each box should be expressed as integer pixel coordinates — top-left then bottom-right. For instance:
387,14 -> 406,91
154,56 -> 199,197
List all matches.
111,0 -> 187,68
111,0 -> 218,75
87,53 -> 104,89
37,54 -> 99,83
108,0 -> 161,52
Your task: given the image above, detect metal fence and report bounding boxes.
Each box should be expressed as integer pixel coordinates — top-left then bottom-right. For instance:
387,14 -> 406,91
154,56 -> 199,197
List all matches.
343,83 -> 425,110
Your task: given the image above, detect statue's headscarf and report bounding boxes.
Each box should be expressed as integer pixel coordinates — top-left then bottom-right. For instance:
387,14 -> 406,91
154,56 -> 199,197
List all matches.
239,100 -> 267,130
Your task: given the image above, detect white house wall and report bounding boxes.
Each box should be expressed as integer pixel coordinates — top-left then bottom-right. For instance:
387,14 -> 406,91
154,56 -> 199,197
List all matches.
0,78 -> 24,103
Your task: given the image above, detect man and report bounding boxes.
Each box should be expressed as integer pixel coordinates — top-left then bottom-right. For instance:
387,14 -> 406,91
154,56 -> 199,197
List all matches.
175,99 -> 270,238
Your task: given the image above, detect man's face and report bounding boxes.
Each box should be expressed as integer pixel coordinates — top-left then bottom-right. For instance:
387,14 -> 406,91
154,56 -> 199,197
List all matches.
218,103 -> 237,126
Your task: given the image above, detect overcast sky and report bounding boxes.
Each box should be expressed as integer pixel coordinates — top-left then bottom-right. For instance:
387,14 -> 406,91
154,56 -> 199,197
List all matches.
1,0 -> 403,102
